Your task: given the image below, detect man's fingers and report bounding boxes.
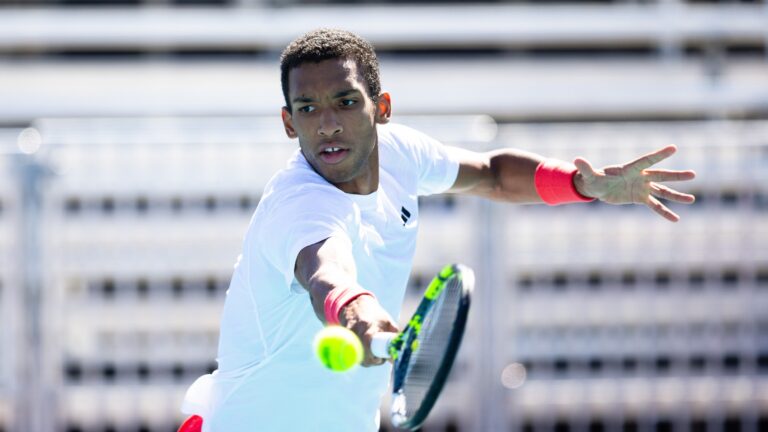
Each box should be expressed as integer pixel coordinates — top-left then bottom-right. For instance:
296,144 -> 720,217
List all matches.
573,157 -> 597,180
646,195 -> 680,222
361,320 -> 399,366
362,357 -> 385,367
650,183 -> 696,204
361,332 -> 387,366
627,145 -> 677,173
643,169 -> 696,182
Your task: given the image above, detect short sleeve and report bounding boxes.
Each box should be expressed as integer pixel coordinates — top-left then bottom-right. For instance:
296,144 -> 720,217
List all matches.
390,124 -> 460,196
258,185 -> 356,286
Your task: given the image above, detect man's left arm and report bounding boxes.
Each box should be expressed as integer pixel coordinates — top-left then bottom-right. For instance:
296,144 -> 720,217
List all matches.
446,145 -> 696,222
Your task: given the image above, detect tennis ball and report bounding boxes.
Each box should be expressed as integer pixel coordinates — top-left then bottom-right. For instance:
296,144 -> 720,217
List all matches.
313,326 -> 364,372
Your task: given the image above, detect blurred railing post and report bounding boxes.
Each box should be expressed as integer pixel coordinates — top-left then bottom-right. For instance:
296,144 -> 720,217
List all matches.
477,197 -> 507,431
11,132 -> 53,432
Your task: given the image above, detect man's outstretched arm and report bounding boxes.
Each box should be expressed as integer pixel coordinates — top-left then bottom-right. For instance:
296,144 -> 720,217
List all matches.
294,236 -> 398,366
447,144 -> 696,222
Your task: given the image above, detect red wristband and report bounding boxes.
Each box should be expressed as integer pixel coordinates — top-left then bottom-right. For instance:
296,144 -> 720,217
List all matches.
323,286 -> 376,325
534,159 -> 595,205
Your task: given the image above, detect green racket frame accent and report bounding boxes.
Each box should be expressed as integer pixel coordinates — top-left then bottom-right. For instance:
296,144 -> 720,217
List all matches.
386,264 -> 456,360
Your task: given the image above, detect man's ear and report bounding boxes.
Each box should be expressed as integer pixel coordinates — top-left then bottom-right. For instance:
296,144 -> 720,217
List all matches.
281,107 -> 298,139
375,92 -> 392,125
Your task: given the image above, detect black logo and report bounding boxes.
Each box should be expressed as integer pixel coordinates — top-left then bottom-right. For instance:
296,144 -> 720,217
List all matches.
400,206 -> 411,225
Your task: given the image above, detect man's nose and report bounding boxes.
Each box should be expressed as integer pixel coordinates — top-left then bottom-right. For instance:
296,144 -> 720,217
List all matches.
318,110 -> 343,137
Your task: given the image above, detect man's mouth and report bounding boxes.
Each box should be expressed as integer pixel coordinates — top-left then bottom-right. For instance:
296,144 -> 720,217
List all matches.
318,146 -> 349,164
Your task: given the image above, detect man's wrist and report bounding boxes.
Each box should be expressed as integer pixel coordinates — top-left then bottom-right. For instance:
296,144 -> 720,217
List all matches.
534,159 -> 596,205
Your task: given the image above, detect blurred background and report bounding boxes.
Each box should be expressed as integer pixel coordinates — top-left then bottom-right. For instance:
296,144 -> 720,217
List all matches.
1,0 -> 767,431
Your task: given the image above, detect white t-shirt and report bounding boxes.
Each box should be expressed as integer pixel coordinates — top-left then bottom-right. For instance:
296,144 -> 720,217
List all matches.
181,123 -> 460,432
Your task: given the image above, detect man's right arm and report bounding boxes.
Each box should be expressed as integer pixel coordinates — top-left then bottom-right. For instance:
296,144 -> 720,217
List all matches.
294,236 -> 399,366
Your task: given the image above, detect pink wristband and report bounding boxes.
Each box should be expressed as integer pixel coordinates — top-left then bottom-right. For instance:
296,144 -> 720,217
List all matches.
323,286 -> 376,325
534,159 -> 595,205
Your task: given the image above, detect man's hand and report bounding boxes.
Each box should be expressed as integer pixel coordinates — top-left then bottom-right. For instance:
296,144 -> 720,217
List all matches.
572,145 -> 696,222
339,295 -> 399,367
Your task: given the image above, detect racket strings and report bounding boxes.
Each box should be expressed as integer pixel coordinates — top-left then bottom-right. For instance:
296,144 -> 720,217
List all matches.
401,276 -> 462,415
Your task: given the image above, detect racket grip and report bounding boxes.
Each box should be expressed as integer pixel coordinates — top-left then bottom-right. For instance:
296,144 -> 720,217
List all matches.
371,332 -> 396,359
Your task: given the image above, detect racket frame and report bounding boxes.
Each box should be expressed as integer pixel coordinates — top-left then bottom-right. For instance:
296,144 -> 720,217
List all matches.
384,263 -> 473,430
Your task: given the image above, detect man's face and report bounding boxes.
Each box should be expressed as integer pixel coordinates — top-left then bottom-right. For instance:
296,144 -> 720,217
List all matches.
281,58 -> 390,194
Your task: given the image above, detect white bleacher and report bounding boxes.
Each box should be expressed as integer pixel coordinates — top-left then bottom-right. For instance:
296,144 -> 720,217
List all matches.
2,59 -> 768,123
0,4 -> 766,51
478,121 -> 768,432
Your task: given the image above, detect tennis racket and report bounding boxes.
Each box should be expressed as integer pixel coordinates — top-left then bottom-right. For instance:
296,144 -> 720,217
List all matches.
370,263 -> 473,430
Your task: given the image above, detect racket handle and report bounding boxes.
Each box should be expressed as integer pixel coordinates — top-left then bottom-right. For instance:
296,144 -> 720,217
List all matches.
371,332 -> 396,359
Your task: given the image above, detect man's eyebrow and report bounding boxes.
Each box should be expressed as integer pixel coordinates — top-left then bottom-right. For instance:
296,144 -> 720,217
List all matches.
292,96 -> 315,104
334,89 -> 361,98
292,89 -> 361,104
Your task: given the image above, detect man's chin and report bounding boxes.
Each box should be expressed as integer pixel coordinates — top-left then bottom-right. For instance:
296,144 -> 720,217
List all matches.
314,167 -> 354,185
324,174 -> 355,187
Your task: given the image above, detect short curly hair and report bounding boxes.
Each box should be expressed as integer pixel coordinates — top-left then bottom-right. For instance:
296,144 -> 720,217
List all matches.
280,29 -> 382,112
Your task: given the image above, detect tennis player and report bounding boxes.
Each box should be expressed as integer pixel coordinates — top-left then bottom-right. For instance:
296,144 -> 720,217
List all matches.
178,29 -> 695,431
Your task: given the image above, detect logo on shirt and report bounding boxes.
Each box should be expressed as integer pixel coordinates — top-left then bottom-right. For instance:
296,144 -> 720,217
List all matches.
400,206 -> 411,225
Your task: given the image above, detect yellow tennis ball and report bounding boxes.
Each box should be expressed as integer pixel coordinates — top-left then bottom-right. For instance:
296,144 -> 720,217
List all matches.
313,326 -> 364,372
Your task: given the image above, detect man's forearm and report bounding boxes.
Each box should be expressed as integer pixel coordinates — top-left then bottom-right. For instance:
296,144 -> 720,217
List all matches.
294,237 -> 360,323
485,149 -> 544,203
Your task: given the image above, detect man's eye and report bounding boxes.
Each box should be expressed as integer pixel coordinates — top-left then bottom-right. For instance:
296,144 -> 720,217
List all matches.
340,99 -> 356,107
298,105 -> 315,113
